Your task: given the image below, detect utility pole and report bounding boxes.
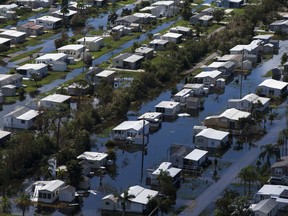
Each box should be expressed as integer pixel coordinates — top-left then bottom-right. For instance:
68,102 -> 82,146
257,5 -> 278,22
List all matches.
82,29 -> 87,73
240,48 -> 244,98
140,118 -> 149,183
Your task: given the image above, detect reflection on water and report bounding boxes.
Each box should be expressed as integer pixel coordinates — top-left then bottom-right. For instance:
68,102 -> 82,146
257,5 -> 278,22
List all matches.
75,40 -> 288,216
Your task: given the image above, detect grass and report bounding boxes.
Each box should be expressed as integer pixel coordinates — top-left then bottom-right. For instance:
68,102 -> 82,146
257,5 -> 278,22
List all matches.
23,72 -> 68,93
8,47 -> 43,62
263,70 -> 272,77
194,0 -> 204,4
3,96 -> 19,105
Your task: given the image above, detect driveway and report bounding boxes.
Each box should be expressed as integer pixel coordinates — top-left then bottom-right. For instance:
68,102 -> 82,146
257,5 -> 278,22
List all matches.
180,110 -> 287,216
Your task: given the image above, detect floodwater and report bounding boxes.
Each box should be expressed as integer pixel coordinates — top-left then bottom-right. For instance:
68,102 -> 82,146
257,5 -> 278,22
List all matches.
37,40 -> 287,216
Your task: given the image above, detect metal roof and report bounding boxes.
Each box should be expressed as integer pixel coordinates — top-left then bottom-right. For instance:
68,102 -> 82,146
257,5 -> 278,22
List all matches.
16,110 -> 39,121
41,94 -> 71,103
219,108 -> 250,120
155,101 -> 180,109
258,79 -> 288,90
77,151 -> 108,161
113,120 -> 149,131
196,128 -> 229,140
124,185 -> 158,205
0,130 -> 11,139
184,149 -> 208,161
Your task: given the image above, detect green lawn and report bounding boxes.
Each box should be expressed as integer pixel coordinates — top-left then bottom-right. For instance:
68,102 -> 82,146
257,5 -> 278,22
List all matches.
8,47 -> 43,62
23,72 -> 68,93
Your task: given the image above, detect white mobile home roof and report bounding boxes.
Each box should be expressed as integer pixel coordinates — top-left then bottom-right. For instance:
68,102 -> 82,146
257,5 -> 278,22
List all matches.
174,88 -> 192,97
170,26 -> 191,32
0,30 -> 26,37
242,93 -> 270,105
58,44 -> 85,51
77,36 -> 103,43
52,9 -> 77,17
17,63 -> 47,70
152,1 -> 174,6
256,184 -> 288,197
258,79 -> 288,90
152,162 -> 172,175
36,53 -> 67,61
195,70 -> 222,79
77,151 -> 108,161
138,112 -> 162,121
219,108 -> 250,120
40,180 -> 65,192
162,32 -> 182,39
124,54 -> 144,63
0,130 -> 11,139
0,37 -> 10,44
184,149 -> 208,161
155,101 -> 180,109
253,34 -> 273,41
125,185 -> 158,205
37,15 -> 62,22
182,83 -> 204,89
113,120 -> 149,131
16,110 -> 39,121
252,198 -> 277,214
167,167 -> 182,178
149,39 -> 169,45
196,128 -> 229,140
96,70 -> 116,78
229,45 -> 246,52
41,94 -> 71,103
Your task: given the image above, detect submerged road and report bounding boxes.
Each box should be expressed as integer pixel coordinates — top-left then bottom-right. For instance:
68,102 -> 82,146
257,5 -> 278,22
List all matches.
181,107 -> 287,216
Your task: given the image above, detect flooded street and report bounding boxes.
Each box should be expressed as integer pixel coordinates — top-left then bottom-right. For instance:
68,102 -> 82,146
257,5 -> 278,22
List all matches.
1,0 -> 287,214
48,41 -> 288,216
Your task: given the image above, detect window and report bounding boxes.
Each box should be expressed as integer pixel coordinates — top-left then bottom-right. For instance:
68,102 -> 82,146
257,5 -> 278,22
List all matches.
21,120 -> 25,124
43,193 -> 47,199
47,194 -> 51,199
105,202 -> 110,205
269,89 -> 274,95
275,168 -> 282,176
39,192 -> 43,198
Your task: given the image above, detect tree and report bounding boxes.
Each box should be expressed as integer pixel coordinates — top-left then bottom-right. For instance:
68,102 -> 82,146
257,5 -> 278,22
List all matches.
66,160 -> 83,188
213,8 -> 225,23
229,196 -> 254,216
180,0 -> 192,21
16,193 -> 31,216
61,0 -> 69,27
237,166 -> 258,195
259,143 -> 280,167
214,189 -> 239,216
0,196 -> 11,214
156,170 -> 177,215
30,73 -> 41,87
108,11 -> 118,25
119,189 -> 135,216
281,53 -> 288,65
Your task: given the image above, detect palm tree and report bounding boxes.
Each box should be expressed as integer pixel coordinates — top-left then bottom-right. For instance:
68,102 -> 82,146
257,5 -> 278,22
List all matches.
16,193 -> 31,216
237,166 -> 258,195
259,143 -> 281,167
115,189 -> 135,216
0,196 -> 11,214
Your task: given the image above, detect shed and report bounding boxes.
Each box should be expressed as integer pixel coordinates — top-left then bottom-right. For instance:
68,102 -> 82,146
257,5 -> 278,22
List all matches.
59,185 -> 76,202
184,149 -> 208,167
1,84 -> 16,96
